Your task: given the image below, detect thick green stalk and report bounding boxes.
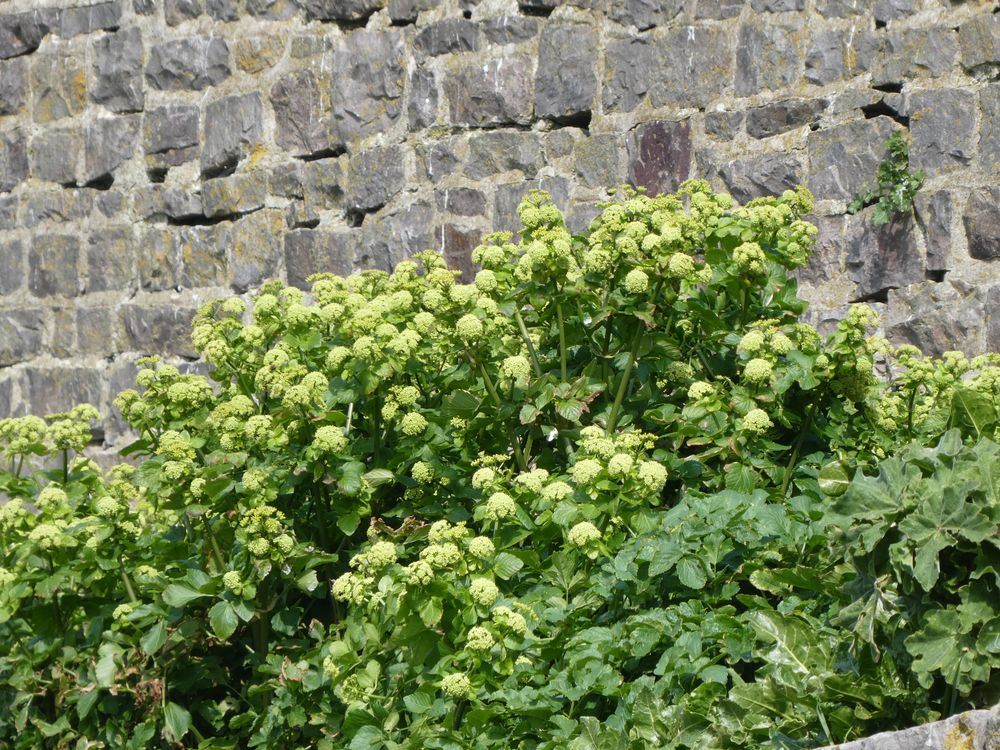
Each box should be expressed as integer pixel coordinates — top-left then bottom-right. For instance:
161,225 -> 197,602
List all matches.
556,302 -> 568,382
607,323 -> 645,434
780,402 -> 817,497
476,360 -> 527,471
513,309 -> 543,377
119,555 -> 138,603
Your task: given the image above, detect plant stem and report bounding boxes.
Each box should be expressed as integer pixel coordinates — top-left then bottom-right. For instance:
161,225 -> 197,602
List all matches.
556,301 -> 568,382
62,448 -> 69,484
781,402 -> 817,497
202,516 -> 226,572
118,555 -> 138,603
475,359 -> 527,471
513,309 -> 543,378
607,323 -> 645,435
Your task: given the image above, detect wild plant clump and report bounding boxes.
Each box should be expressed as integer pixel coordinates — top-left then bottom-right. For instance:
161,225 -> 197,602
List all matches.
4,181 -> 1000,749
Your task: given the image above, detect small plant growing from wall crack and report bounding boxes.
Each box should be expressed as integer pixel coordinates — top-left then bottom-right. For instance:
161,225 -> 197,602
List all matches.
848,130 -> 925,225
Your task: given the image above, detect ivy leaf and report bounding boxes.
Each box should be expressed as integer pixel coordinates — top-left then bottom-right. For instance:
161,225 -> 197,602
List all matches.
208,601 -> 239,641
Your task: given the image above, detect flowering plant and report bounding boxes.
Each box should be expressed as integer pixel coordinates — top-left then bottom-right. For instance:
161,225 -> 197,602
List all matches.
4,182 -> 1000,748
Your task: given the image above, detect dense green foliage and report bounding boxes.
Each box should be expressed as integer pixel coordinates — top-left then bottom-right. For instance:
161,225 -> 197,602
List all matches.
847,131 -> 925,226
3,182 -> 1000,749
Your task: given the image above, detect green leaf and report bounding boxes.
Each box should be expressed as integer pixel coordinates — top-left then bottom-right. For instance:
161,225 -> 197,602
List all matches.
818,461 -> 850,498
140,620 -> 168,655
493,552 -> 524,580
362,468 -> 394,487
338,461 -> 366,497
337,512 -> 360,536
441,389 -> 480,418
95,643 -> 119,688
209,601 -> 239,640
418,597 -> 442,627
556,399 -> 586,423
676,556 -> 707,589
296,569 -> 320,593
162,584 -> 209,608
162,702 -> 192,743
724,464 -> 756,493
271,606 -> 302,636
951,387 -> 996,439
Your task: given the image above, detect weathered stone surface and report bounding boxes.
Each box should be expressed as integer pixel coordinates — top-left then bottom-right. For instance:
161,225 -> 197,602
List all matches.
60,1 -> 121,38
415,19 -> 479,57
133,185 -> 203,220
0,196 -> 15,230
202,93 -> 263,177
179,224 -> 231,287
494,177 -> 569,234
872,28 -> 956,86
627,120 -> 691,197
695,0 -> 743,19
0,10 -> 54,61
913,191 -> 951,272
794,214 -> 844,286
86,226 -> 136,293
30,127 -> 81,185
84,115 -> 139,184
347,145 -> 406,212
91,27 -> 144,113
736,23 -> 801,97
388,0 -> 439,24
233,35 -> 286,73
133,0 -> 156,14
717,152 -> 803,204
0,237 -> 23,294
202,174 -> 267,217
146,37 -> 230,91
143,104 -> 199,167
330,30 -> 405,145
436,187 -> 486,217
296,0 -> 385,20
909,88 -> 976,176
610,0 -> 683,30
846,211 -> 923,300
887,280 -> 984,358
536,22 -> 598,122
603,35 -> 653,112
22,188 -> 93,227
805,29 -> 877,85
746,98 -> 826,139
246,0 -> 298,19
31,52 -> 87,123
303,156 -> 346,209
206,0 -> 239,20
408,68 -> 438,130
285,228 -> 356,289
77,305 -> 123,357
751,0 -> 803,10
465,131 -> 541,179
958,14 -> 1000,73
444,48 -> 534,128
964,187 -> 1000,261
271,70 -> 330,157
814,0 -> 864,14
0,58 -> 27,115
418,139 -> 458,184
25,366 -> 103,414
165,0 -> 203,25
807,117 -> 896,202
575,134 -> 625,187
285,198 -> 319,229
95,190 -> 124,218
649,27 -> 732,110
704,109 -> 744,140
481,16 -> 539,45
981,84 -> 1000,175
0,375 -> 14,418
29,234 -> 80,297
231,209 -> 283,292
546,129 -> 579,160
138,227 -> 178,290
357,200 -> 433,272
436,224 -> 479,282
873,0 -> 916,22
0,309 -> 42,366
121,304 -> 197,358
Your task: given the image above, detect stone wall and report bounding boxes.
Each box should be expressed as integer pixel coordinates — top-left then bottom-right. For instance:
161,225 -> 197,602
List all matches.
1,0 -> 1000,445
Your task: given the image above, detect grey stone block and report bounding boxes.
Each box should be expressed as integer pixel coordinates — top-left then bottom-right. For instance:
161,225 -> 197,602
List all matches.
695,0 -> 742,18
22,188 -> 93,227
121,304 -> 198,358
179,224 -> 231,287
909,88 -> 976,176
873,28 -> 957,86
408,68 -> 438,130
746,98 -> 827,139
627,120 -> 692,197
718,152 -> 803,204
133,185 -> 203,221
91,27 -> 145,114
0,58 -> 27,116
29,234 -> 80,297
418,139 -> 458,184
435,187 -> 486,217
146,37 -> 230,91
206,0 -> 239,20
30,127 -> 81,185
202,174 -> 267,218
77,306 -> 123,357
603,35 -> 654,113
481,16 -> 539,45
303,156 -> 347,209
465,131 -> 542,179
59,1 -> 121,38
0,196 -> 15,230
231,208 -> 283,292
165,0 -> 203,25
0,308 -> 42,366
805,29 -> 877,85
888,280 -> 984,358
347,145 -> 406,212
959,14 -> 1000,73
415,19 -> 479,57
610,0 -> 683,30
914,190 -> 952,272
964,187 -> 1000,261
285,228 -> 356,289
330,30 -> 405,145
295,0 -> 385,20
981,84 -> 1000,175
388,0 -> 439,23
271,70 -> 330,157
201,93 -> 263,177
0,10 -> 54,61
25,366 -> 103,415
435,224 -> 479,282
575,134 -> 626,188
846,211 -> 924,300
0,237 -> 24,294
138,227 -> 178,291
536,22 -> 598,122
86,226 -> 136,293
143,104 -> 199,167
650,27 -> 732,109
357,200 -> 434,272
704,110 -> 744,140
233,35 -> 286,74
736,23 -> 801,97
444,49 -> 534,128
807,117 -> 897,202
84,115 -> 139,184
31,52 -> 87,123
